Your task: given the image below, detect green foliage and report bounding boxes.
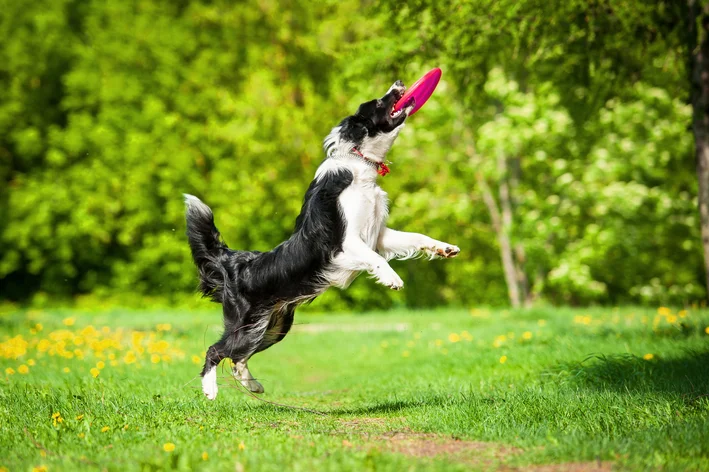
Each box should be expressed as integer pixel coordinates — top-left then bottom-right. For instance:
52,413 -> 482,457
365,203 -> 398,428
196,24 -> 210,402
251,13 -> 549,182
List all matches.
0,0 -> 705,307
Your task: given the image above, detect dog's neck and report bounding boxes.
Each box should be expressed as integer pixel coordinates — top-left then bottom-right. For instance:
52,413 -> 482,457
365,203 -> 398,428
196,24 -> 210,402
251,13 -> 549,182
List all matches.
330,147 -> 390,176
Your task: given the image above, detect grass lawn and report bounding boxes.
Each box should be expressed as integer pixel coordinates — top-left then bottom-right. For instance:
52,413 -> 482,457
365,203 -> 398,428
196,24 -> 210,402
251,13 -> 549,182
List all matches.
1,305 -> 708,471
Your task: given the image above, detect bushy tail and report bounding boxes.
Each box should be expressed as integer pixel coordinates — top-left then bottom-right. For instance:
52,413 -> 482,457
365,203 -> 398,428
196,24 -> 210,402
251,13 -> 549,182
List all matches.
184,194 -> 228,302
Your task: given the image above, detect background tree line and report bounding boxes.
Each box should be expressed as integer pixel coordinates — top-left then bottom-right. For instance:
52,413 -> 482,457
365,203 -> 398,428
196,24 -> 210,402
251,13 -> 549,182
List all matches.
1,0 -> 706,309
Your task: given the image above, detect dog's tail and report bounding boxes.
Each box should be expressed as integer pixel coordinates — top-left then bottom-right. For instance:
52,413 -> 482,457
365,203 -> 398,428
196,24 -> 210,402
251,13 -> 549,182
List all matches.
184,194 -> 229,302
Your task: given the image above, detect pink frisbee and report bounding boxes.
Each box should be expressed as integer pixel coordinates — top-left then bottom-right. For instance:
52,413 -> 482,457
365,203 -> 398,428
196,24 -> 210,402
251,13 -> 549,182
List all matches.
392,67 -> 442,116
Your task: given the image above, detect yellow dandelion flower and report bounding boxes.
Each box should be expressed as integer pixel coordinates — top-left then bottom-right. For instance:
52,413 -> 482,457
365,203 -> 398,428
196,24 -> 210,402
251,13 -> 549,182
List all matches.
163,442 -> 176,452
124,351 -> 137,364
202,451 -> 209,461
110,360 -> 119,367
31,465 -> 48,472
667,315 -> 678,324
657,307 -> 671,316
434,339 -> 443,347
63,367 -> 70,373
537,319 -> 547,327
0,466 -> 8,472
123,424 -> 129,430
402,350 -> 410,358
52,412 -> 63,427
151,354 -> 161,364
705,327 -> 709,335
78,433 -> 85,438
461,330 -> 473,341
63,317 -> 76,326
643,353 -> 654,361
28,359 -> 36,366
35,323 -> 44,331
448,333 -> 461,343
5,367 -> 15,375
238,442 -> 245,451
90,368 -> 100,378
96,361 -> 105,369
499,355 -> 508,364
191,355 -> 202,364
18,364 -> 29,374
678,310 -> 688,318
76,414 -> 84,420
522,331 -> 533,340
156,323 -> 172,332
101,426 -> 110,433
108,353 -> 116,360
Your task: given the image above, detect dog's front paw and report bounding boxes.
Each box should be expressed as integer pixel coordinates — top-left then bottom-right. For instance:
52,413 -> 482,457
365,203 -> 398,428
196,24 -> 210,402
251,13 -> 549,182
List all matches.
429,245 -> 460,259
376,268 -> 404,291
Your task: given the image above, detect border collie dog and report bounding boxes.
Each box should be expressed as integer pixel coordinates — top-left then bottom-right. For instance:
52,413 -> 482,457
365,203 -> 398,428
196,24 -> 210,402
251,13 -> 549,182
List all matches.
185,80 -> 459,400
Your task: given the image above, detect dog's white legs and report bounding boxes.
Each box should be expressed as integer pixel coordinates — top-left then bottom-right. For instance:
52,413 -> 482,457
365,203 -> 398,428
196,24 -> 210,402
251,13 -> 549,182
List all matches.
332,238 -> 404,290
232,360 -> 264,394
202,366 -> 218,400
377,228 -> 460,261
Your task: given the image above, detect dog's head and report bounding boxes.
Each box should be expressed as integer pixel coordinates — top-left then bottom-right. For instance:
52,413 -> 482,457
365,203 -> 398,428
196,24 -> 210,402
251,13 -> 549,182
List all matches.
324,80 -> 414,162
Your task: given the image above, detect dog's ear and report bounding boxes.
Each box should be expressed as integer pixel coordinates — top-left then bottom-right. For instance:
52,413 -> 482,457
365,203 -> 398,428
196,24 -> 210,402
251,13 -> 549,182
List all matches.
339,116 -> 368,144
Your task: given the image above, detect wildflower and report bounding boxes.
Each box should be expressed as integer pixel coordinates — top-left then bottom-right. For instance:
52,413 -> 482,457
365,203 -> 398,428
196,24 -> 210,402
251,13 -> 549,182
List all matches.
667,315 -> 678,324
657,307 -> 671,316
705,327 -> 709,335
63,317 -> 76,326
499,355 -> 508,364
101,426 -> 110,433
96,361 -> 105,369
123,424 -> 129,430
163,442 -> 176,452
192,355 -> 202,364
461,330 -> 473,341
522,331 -> 533,340
63,367 -> 70,373
434,339 -> 443,347
402,351 -> 410,358
448,333 -> 461,343
493,335 -> 506,348
537,319 -> 547,327
31,466 -> 48,472
643,353 -> 654,361
151,354 -> 161,364
18,364 -> 29,374
238,442 -> 245,451
28,359 -> 36,366
156,323 -> 172,332
35,323 -> 44,332
678,310 -> 688,318
202,452 -> 209,461
52,412 -> 63,427
90,368 -> 100,378
78,433 -> 85,438
124,351 -> 137,364
76,414 -> 84,420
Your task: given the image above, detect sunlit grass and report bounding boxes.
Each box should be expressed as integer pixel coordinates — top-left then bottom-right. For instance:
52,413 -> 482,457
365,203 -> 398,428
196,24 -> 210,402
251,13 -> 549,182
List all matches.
1,305 -> 708,471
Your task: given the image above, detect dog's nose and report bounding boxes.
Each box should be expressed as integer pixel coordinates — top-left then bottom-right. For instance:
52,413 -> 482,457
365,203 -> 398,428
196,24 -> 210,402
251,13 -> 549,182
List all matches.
394,80 -> 404,87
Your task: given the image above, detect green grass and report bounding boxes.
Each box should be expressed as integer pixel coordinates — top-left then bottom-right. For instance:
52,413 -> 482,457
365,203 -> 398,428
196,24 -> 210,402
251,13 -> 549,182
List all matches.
1,305 -> 709,471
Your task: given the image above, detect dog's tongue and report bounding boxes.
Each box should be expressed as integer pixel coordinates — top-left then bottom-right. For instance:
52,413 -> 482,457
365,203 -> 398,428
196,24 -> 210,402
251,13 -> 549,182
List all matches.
392,68 -> 442,117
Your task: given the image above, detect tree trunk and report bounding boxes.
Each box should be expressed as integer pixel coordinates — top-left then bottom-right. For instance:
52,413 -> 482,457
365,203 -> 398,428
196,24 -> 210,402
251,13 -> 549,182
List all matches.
688,0 -> 709,301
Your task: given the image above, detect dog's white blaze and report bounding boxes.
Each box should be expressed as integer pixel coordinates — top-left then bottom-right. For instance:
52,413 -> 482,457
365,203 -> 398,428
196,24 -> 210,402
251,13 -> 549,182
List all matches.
202,366 -> 218,400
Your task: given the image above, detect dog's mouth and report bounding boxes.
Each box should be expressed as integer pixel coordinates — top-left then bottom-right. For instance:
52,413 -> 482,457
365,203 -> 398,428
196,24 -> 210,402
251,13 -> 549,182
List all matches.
388,84 -> 407,119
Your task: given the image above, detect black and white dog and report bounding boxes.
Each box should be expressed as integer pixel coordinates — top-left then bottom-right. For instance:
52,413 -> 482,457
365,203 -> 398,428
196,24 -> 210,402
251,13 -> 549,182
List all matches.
185,80 -> 459,400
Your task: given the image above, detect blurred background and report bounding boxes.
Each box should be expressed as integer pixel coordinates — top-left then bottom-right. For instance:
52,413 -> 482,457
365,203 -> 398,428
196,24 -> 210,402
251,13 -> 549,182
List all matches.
1,0 -> 707,311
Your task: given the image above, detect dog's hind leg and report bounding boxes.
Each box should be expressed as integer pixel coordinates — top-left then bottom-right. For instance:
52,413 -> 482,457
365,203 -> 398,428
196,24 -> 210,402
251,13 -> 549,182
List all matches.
232,359 -> 264,394
201,339 -> 230,400
231,306 -> 295,394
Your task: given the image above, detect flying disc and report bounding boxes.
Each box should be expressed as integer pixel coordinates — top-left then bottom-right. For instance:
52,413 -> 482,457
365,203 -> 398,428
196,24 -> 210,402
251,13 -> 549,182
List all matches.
392,67 -> 442,116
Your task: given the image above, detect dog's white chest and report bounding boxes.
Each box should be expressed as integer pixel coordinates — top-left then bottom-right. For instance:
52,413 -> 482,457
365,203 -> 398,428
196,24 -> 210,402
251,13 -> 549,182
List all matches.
339,180 -> 389,250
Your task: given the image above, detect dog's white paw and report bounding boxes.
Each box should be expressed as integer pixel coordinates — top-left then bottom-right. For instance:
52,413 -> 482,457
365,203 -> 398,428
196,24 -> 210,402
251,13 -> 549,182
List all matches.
202,367 -> 218,400
241,378 -> 265,394
376,268 -> 404,291
429,244 -> 460,259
